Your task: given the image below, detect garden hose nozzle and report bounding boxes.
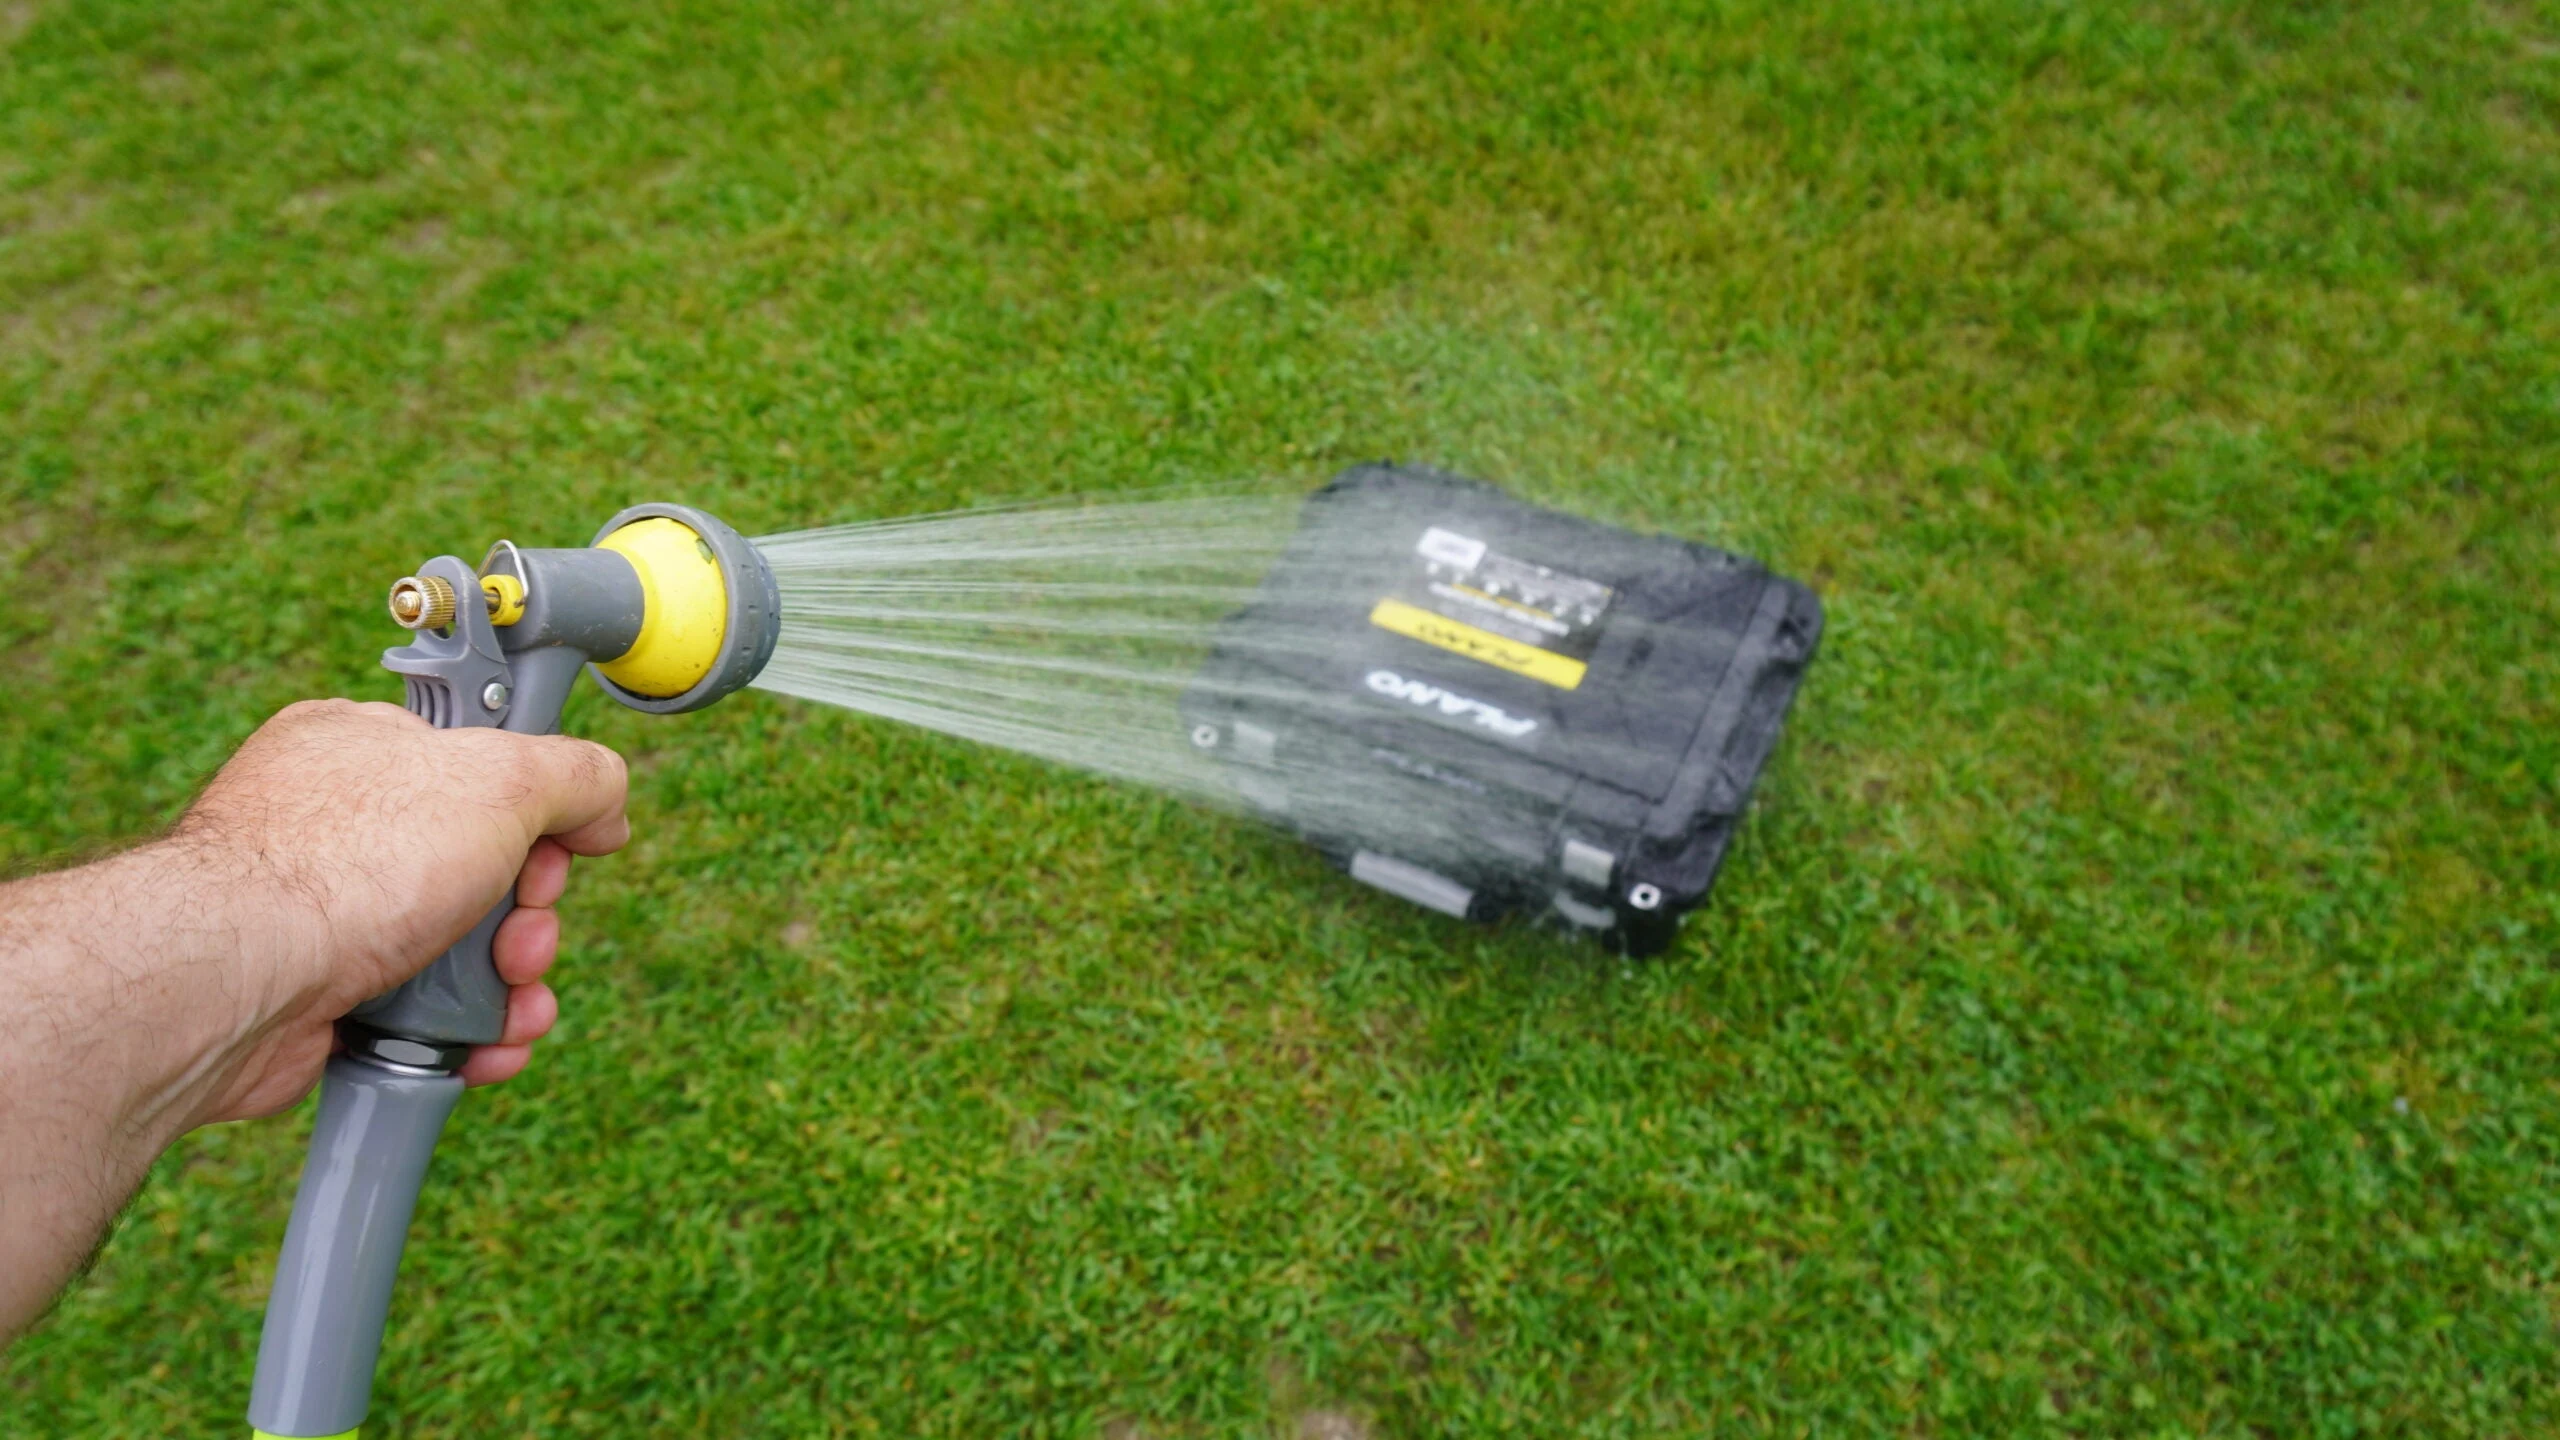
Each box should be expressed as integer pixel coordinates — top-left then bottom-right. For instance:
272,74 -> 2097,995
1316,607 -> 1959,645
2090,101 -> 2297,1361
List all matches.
246,503 -> 777,1440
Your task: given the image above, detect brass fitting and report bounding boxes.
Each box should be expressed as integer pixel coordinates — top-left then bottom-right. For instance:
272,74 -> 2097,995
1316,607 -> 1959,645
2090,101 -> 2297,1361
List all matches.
387,574 -> 457,631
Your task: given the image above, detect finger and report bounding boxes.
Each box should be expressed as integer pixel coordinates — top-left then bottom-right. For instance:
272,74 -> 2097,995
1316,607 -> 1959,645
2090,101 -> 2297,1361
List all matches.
497,982 -> 558,1046
516,837 -> 574,909
460,1043 -> 533,1087
551,807 -> 630,857
492,903 -> 560,985
508,734 -> 631,855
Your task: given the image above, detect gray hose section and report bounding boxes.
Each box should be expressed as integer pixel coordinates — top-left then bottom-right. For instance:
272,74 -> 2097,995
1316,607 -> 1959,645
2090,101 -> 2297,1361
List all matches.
248,1056 -> 465,1437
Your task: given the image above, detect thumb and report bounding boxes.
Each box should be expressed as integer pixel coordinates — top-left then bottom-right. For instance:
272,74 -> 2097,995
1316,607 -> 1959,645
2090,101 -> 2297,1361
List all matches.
501,733 -> 631,856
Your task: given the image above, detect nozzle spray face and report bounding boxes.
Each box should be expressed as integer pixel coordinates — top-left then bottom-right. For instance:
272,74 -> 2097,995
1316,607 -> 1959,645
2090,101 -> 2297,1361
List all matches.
585,503 -> 780,714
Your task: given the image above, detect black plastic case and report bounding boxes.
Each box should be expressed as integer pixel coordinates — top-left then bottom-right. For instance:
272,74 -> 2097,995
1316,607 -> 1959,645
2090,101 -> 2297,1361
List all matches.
1183,463 -> 1823,954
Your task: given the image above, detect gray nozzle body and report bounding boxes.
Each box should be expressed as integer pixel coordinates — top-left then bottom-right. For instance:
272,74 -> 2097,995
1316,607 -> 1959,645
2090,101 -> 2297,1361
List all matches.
354,508 -> 772,1050
248,1056 -> 464,1438
352,511 -> 769,1087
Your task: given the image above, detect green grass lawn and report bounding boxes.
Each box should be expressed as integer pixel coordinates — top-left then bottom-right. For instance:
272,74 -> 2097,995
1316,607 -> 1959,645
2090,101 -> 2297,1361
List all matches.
5,0 -> 2558,1433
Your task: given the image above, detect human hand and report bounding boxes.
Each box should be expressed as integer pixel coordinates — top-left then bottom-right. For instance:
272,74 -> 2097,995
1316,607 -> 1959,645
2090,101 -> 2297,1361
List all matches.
170,698 -> 629,1122
0,697 -> 629,1335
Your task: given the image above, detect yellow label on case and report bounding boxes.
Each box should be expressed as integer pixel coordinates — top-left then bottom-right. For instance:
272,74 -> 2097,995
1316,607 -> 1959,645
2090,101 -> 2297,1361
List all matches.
1368,598 -> 1589,690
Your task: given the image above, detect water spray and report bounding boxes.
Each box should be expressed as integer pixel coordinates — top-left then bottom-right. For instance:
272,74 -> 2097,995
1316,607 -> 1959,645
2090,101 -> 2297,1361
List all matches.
243,465 -> 1819,1436
246,504 -> 777,1440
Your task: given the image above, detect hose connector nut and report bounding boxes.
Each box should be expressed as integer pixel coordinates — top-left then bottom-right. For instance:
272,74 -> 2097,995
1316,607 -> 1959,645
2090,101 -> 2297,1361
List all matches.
480,571 -> 527,626
388,575 -> 457,631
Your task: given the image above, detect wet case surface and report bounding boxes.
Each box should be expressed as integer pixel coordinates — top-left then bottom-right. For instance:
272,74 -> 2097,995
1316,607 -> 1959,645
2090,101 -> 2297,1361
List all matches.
1186,462 -> 1824,955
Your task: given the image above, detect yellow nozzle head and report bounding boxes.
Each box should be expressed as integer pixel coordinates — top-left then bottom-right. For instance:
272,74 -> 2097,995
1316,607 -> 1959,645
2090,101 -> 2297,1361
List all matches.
575,501 -> 778,715
593,516 -> 728,698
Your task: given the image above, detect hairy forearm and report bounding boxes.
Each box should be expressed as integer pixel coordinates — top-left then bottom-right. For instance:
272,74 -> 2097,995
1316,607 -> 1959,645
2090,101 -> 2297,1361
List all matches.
0,838 -> 317,1337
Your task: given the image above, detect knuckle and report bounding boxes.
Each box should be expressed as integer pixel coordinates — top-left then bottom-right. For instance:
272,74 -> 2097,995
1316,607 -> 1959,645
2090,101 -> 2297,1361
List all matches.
455,730 -> 541,806
536,736 -> 621,799
275,697 -> 338,728
579,740 -> 629,795
499,740 -> 547,797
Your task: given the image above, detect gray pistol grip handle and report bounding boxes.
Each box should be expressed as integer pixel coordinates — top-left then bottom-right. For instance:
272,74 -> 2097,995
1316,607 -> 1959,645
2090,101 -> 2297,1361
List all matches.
359,589 -> 585,1050
346,896 -> 514,1047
